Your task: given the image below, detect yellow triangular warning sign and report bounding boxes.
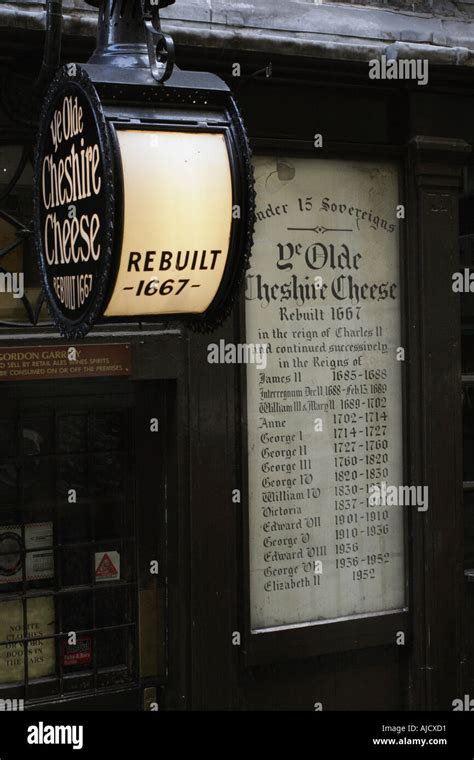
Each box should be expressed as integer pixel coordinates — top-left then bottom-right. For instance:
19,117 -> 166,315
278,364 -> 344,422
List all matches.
95,552 -> 118,579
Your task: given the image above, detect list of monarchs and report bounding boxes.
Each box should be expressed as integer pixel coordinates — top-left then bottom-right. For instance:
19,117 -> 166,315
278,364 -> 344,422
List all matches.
246,157 -> 405,630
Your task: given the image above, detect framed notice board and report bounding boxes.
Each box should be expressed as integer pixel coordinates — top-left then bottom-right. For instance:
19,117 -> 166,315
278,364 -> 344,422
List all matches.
242,152 -> 409,663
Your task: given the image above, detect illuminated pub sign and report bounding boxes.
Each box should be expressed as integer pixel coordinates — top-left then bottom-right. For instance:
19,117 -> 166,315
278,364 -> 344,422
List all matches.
34,64 -> 254,338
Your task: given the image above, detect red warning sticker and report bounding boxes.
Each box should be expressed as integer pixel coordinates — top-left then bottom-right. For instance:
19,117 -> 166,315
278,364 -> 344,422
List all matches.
94,551 -> 120,582
62,636 -> 92,667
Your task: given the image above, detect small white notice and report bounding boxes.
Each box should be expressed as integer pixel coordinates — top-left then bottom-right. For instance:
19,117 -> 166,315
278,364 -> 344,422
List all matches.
0,522 -> 53,583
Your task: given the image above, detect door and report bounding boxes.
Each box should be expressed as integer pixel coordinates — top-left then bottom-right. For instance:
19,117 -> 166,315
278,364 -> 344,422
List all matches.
0,377 -> 167,710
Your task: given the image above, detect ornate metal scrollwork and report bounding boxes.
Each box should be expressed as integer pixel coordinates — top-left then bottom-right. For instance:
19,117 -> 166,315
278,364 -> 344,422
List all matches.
141,0 -> 176,83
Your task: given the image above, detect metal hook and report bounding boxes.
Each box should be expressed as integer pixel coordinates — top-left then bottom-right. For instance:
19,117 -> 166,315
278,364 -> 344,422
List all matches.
141,1 -> 175,83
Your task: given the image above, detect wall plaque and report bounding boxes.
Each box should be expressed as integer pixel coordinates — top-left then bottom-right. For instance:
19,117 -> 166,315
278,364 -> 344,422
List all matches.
0,343 -> 130,381
246,157 -> 405,630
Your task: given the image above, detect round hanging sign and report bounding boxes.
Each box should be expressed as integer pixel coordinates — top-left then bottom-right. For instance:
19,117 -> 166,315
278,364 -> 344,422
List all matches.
34,65 -> 115,338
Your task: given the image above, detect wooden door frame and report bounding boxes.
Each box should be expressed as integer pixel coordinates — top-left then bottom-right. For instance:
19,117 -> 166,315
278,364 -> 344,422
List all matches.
0,332 -> 189,711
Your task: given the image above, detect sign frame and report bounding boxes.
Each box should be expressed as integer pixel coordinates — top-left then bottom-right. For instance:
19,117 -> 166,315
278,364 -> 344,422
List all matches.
240,148 -> 411,667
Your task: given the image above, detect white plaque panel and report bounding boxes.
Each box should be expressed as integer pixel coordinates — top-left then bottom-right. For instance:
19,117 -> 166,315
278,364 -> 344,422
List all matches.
246,157 -> 405,630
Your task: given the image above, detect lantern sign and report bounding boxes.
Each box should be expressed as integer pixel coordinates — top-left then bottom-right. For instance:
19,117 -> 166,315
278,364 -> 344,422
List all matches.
34,58 -> 254,338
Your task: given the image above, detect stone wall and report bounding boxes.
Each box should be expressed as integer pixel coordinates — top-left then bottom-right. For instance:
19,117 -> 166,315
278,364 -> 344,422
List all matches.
323,0 -> 474,16
2,0 -> 474,65
9,0 -> 474,18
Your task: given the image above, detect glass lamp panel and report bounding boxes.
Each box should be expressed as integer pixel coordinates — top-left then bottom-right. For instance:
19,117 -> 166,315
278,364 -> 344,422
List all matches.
104,130 -> 233,317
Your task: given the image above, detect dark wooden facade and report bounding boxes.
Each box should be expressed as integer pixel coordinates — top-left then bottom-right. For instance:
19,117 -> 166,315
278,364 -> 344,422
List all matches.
0,15 -> 473,711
